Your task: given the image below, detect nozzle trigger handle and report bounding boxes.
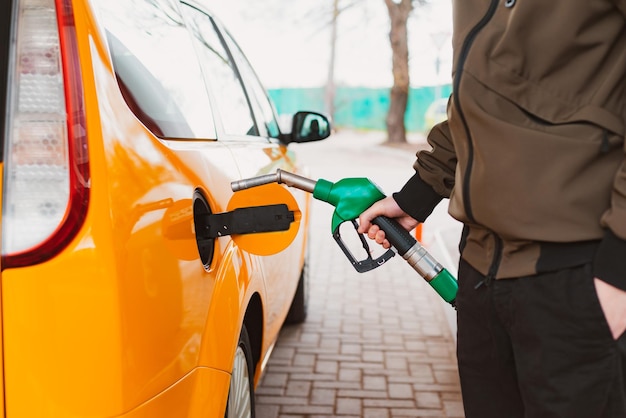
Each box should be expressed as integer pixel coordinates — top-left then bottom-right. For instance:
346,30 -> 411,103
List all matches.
332,220 -> 395,273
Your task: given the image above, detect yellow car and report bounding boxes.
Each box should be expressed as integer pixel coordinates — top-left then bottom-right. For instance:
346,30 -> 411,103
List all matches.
0,0 -> 330,416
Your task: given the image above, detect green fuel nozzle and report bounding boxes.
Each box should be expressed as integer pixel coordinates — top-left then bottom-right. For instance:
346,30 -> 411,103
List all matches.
231,169 -> 458,306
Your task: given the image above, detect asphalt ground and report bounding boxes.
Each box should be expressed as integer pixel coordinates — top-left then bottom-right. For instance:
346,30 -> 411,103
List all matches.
255,129 -> 465,418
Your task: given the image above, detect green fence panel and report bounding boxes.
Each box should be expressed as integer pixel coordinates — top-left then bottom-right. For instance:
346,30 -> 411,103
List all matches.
268,88 -> 325,116
268,85 -> 452,133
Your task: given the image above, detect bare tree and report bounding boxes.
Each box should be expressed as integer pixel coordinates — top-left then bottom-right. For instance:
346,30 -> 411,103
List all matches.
384,0 -> 416,144
325,0 -> 340,119
220,0 -> 431,142
251,0 -> 343,121
327,0 -> 429,142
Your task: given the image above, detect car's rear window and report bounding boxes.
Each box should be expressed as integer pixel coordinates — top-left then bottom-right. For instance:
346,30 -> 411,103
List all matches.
96,0 -> 216,140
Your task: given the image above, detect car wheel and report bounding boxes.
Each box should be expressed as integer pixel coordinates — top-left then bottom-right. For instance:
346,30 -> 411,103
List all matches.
285,261 -> 308,324
226,325 -> 255,418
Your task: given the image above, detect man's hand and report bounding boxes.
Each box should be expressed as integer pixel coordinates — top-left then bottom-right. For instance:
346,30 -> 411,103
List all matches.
357,196 -> 418,249
594,278 -> 626,340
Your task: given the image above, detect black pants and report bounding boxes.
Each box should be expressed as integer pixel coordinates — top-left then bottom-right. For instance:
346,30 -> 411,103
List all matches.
456,260 -> 626,418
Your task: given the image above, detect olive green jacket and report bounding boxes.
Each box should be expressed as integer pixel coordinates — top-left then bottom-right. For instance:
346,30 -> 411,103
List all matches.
394,0 -> 626,289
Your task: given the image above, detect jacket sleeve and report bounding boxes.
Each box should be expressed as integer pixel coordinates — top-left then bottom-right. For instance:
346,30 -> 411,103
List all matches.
593,143 -> 626,291
392,118 -> 457,222
614,0 -> 626,16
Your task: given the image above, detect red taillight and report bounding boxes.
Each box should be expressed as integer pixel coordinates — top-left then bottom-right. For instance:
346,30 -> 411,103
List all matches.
2,0 -> 89,269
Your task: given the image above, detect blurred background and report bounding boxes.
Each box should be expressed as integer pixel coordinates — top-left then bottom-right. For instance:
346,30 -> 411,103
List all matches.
207,0 -> 452,138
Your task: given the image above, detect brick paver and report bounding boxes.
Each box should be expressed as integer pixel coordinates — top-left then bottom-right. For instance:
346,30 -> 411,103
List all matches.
255,131 -> 464,418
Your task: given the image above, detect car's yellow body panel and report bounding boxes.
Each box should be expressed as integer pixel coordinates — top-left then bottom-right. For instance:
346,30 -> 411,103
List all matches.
0,0 -> 313,416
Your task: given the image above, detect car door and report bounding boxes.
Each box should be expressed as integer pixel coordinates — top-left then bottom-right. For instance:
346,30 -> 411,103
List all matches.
94,0 -> 246,394
220,27 -> 313,330
180,3 -> 309,335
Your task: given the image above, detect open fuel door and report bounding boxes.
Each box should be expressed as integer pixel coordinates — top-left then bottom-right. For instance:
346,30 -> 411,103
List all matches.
195,183 -> 302,258
205,204 -> 294,238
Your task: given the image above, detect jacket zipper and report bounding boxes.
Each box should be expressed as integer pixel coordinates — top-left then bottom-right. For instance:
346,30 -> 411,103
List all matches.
474,234 -> 503,289
453,0 -> 499,223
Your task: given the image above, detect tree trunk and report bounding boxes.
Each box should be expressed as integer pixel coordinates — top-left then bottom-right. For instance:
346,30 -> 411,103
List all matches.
325,0 -> 340,121
384,0 -> 413,144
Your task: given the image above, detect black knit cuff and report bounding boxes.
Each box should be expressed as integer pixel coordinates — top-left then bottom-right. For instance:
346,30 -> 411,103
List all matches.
392,172 -> 443,223
593,229 -> 626,291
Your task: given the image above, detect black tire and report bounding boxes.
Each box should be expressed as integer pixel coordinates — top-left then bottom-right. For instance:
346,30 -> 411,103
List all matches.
285,261 -> 308,324
225,325 -> 256,418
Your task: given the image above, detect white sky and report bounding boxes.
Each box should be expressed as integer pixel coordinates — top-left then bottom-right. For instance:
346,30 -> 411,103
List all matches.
205,0 -> 453,89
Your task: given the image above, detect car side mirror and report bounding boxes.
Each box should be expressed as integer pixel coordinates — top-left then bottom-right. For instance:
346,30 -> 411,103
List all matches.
288,111 -> 331,143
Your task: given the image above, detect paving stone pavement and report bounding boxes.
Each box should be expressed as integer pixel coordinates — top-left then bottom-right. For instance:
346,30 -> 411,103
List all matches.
255,130 -> 465,418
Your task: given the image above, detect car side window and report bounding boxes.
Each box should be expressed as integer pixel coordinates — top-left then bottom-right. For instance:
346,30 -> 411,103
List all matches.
221,31 -> 281,139
181,4 -> 258,138
96,0 -> 216,140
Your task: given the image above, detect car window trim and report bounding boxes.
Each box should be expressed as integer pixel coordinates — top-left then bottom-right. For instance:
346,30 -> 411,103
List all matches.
180,1 -> 266,142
